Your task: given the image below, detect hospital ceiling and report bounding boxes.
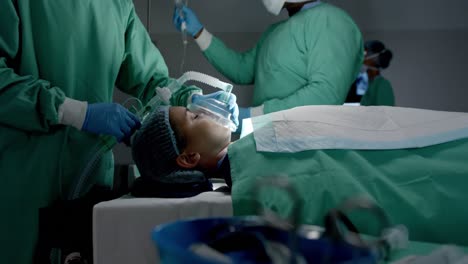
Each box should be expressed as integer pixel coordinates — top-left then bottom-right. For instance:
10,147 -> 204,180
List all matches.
135,0 -> 468,34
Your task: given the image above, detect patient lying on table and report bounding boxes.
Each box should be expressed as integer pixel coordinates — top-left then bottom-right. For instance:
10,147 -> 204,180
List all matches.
131,105 -> 468,247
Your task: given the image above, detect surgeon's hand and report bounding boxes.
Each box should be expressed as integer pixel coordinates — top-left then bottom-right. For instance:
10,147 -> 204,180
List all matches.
192,91 -> 239,127
234,107 -> 251,134
82,103 -> 141,142
173,6 -> 203,37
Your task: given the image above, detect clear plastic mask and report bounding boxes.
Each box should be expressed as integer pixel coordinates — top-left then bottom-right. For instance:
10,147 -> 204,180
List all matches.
187,98 -> 237,132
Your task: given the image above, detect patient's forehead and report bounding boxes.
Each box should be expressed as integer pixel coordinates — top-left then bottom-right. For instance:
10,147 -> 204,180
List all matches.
169,106 -> 186,122
168,106 -> 187,134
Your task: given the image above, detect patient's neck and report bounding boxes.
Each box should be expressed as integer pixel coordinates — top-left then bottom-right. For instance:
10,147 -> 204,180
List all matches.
198,146 -> 229,172
215,147 -> 229,169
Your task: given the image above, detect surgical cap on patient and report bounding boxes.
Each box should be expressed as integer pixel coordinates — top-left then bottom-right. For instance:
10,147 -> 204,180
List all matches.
131,106 -> 212,197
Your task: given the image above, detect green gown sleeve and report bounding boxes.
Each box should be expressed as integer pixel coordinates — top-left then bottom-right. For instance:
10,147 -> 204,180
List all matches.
0,0 -> 65,132
202,35 -> 261,85
115,2 -> 200,106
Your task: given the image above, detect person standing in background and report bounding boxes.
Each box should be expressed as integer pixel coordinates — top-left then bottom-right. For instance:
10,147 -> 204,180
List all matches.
173,0 -> 363,132
358,40 -> 395,106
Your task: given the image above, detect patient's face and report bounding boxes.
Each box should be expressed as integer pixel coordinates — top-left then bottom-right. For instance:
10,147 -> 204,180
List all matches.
169,106 -> 231,159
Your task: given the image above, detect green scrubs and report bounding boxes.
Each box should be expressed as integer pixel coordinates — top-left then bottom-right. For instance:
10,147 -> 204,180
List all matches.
229,134 -> 468,247
0,1 -> 198,263
203,3 -> 363,113
361,76 -> 395,106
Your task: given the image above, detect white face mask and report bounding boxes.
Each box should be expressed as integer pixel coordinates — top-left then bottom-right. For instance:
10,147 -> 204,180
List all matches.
361,65 -> 379,73
364,49 -> 387,67
261,0 -> 305,15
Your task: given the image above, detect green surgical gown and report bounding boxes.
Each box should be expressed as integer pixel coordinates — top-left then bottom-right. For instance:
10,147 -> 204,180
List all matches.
360,76 -> 395,106
0,1 -> 199,263
203,3 -> 363,113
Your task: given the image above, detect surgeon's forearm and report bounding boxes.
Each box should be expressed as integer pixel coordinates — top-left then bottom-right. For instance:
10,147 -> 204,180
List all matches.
57,98 -> 88,130
0,64 -> 67,132
195,29 -> 256,85
194,28 -> 213,51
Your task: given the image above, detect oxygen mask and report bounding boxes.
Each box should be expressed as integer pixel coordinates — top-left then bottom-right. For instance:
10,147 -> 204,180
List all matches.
125,71 -> 238,131
188,96 -> 237,132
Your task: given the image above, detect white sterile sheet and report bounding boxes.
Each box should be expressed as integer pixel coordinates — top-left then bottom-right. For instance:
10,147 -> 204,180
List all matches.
253,105 -> 468,152
93,181 -> 232,264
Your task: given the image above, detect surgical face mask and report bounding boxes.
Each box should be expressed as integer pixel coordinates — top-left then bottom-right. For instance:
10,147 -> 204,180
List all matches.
361,65 -> 379,73
261,0 -> 304,15
364,49 -> 387,67
365,52 -> 381,61
187,98 -> 237,132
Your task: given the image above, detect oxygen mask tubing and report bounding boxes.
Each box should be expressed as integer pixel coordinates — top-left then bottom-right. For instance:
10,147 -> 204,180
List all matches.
175,0 -> 188,75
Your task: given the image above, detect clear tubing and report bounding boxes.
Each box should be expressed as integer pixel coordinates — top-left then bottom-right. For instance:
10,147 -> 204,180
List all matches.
175,0 -> 188,74
178,71 -> 233,94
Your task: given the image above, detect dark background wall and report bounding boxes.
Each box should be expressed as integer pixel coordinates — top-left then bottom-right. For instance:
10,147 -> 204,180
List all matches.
113,0 -> 468,165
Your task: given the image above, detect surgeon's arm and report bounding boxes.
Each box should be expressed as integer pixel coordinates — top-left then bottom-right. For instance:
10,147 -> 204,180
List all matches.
115,2 -> 201,107
195,29 -> 259,85
0,1 -> 66,132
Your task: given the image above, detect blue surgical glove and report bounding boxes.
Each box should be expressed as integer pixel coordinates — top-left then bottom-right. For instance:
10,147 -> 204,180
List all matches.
82,103 -> 141,142
173,6 -> 203,37
192,91 -> 239,128
235,107 -> 251,134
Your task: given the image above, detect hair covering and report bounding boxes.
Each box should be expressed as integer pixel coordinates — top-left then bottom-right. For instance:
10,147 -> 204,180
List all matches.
261,0 -> 306,15
364,40 -> 393,69
131,105 -> 212,198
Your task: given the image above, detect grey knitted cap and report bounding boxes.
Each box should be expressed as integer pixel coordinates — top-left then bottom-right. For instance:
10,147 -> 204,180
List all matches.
131,105 -> 206,184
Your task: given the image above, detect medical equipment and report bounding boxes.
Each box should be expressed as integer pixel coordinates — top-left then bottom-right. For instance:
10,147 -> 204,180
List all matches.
175,0 -> 188,74
69,71 -> 236,200
137,71 -> 236,130
175,0 -> 188,45
324,195 -> 409,261
152,176 -> 402,263
188,89 -> 237,132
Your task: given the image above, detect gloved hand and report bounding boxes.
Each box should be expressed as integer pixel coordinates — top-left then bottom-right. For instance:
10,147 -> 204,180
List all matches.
82,103 -> 141,142
235,107 -> 251,134
173,6 -> 203,37
191,91 -> 239,128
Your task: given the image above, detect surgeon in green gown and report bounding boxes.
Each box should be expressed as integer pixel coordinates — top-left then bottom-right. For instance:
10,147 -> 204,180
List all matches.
359,40 -> 396,106
0,1 -> 238,263
173,0 -> 363,131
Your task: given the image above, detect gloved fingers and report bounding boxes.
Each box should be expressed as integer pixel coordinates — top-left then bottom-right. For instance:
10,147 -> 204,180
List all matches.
190,93 -> 201,104
126,111 -> 141,129
173,7 -> 183,30
238,107 -> 251,121
181,6 -> 192,17
123,115 -> 137,132
231,108 -> 240,127
118,122 -> 132,143
114,130 -> 125,143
